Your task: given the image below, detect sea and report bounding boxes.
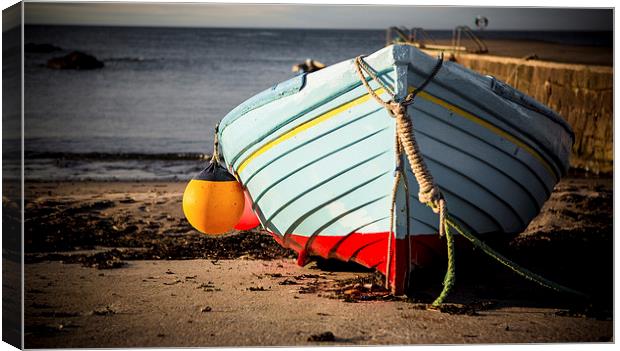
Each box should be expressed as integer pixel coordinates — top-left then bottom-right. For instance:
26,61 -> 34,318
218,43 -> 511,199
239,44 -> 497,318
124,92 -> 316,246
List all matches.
12,26 -> 612,181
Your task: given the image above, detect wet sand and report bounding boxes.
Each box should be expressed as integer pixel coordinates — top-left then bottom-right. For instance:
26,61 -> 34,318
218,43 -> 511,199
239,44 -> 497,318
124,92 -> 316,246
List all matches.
22,172 -> 613,347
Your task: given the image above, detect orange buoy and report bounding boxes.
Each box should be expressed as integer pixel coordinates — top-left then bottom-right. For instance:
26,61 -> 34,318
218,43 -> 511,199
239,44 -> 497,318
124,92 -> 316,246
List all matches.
234,191 -> 261,231
182,162 -> 244,235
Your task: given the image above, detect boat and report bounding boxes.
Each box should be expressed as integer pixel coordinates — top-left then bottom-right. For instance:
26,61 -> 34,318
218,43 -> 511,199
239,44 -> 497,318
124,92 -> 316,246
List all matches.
216,44 -> 574,295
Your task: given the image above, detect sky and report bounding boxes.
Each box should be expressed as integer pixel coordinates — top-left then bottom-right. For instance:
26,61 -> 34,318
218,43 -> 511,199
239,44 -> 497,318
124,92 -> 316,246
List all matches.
22,2 -> 614,31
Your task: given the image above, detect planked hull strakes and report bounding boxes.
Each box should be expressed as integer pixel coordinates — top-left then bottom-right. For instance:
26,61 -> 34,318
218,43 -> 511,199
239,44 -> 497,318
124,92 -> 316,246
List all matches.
217,45 -> 573,294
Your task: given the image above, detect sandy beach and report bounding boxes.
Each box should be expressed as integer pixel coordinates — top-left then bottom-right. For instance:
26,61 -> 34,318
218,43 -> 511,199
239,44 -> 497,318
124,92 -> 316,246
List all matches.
7,7 -> 612,348
24,259 -> 612,348
21,173 -> 613,347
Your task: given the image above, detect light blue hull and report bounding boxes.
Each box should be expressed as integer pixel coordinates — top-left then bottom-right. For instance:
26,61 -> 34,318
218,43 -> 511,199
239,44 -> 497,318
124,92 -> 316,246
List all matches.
218,45 -> 573,243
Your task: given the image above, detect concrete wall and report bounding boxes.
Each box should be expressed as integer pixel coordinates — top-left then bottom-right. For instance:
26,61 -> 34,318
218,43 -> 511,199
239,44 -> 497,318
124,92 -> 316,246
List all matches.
434,52 -> 613,174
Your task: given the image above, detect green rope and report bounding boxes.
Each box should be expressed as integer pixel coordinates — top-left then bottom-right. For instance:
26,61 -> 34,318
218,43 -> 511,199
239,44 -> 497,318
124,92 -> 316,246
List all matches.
354,55 -> 586,304
429,214 -> 587,307
444,215 -> 588,299
431,222 -> 456,306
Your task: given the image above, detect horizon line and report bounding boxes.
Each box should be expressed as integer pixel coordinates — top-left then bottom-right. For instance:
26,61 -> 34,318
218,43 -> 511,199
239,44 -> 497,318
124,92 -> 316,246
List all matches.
21,23 -> 613,32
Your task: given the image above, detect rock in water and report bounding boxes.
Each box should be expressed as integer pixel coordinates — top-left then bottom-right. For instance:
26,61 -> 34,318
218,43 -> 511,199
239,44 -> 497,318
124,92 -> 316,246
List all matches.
47,51 -> 104,70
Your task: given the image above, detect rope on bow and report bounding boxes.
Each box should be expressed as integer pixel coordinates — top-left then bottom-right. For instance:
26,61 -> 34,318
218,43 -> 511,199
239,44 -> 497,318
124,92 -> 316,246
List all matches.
353,52 -> 587,306
354,54 -> 453,305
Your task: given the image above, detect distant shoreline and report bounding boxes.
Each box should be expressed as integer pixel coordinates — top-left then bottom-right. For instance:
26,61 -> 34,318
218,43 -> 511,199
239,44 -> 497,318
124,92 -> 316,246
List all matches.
19,25 -> 612,181
21,24 -> 613,47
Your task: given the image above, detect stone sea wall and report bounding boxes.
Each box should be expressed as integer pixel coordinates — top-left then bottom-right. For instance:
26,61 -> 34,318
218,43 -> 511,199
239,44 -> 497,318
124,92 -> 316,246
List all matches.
437,52 -> 613,174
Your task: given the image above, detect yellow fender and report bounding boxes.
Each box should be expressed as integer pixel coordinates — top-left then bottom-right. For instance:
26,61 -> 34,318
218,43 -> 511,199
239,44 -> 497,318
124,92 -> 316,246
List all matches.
183,162 -> 244,235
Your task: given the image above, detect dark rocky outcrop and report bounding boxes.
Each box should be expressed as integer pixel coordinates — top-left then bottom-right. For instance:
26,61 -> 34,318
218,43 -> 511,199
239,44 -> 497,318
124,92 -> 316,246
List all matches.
25,42 -> 62,53
47,51 -> 104,70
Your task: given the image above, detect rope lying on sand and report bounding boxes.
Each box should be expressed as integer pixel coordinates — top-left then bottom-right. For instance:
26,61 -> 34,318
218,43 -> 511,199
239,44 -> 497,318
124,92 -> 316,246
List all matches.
353,53 -> 587,306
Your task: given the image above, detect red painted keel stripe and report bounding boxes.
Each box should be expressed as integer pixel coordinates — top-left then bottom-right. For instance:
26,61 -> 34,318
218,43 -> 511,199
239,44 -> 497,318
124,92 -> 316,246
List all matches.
266,231 -> 446,295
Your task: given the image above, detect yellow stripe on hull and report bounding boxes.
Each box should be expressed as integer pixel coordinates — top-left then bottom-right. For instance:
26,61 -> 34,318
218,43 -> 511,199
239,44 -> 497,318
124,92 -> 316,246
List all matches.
415,89 -> 556,179
236,85 -> 555,180
236,87 -> 387,174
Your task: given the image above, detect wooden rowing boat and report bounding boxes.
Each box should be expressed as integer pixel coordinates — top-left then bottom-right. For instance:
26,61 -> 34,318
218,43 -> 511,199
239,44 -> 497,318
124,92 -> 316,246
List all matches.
217,44 -> 573,294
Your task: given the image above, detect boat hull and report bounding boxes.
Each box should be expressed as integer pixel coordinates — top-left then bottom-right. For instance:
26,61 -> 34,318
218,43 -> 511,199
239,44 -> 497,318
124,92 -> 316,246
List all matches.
218,45 -> 573,294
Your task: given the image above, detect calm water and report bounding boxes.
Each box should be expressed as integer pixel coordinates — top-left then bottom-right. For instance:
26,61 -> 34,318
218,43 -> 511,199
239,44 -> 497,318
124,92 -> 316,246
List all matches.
21,26 -> 386,180
18,26 -> 611,180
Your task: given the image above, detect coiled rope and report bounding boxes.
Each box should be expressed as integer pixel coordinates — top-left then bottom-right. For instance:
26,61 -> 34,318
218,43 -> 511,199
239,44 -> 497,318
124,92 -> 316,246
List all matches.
353,54 -> 587,306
